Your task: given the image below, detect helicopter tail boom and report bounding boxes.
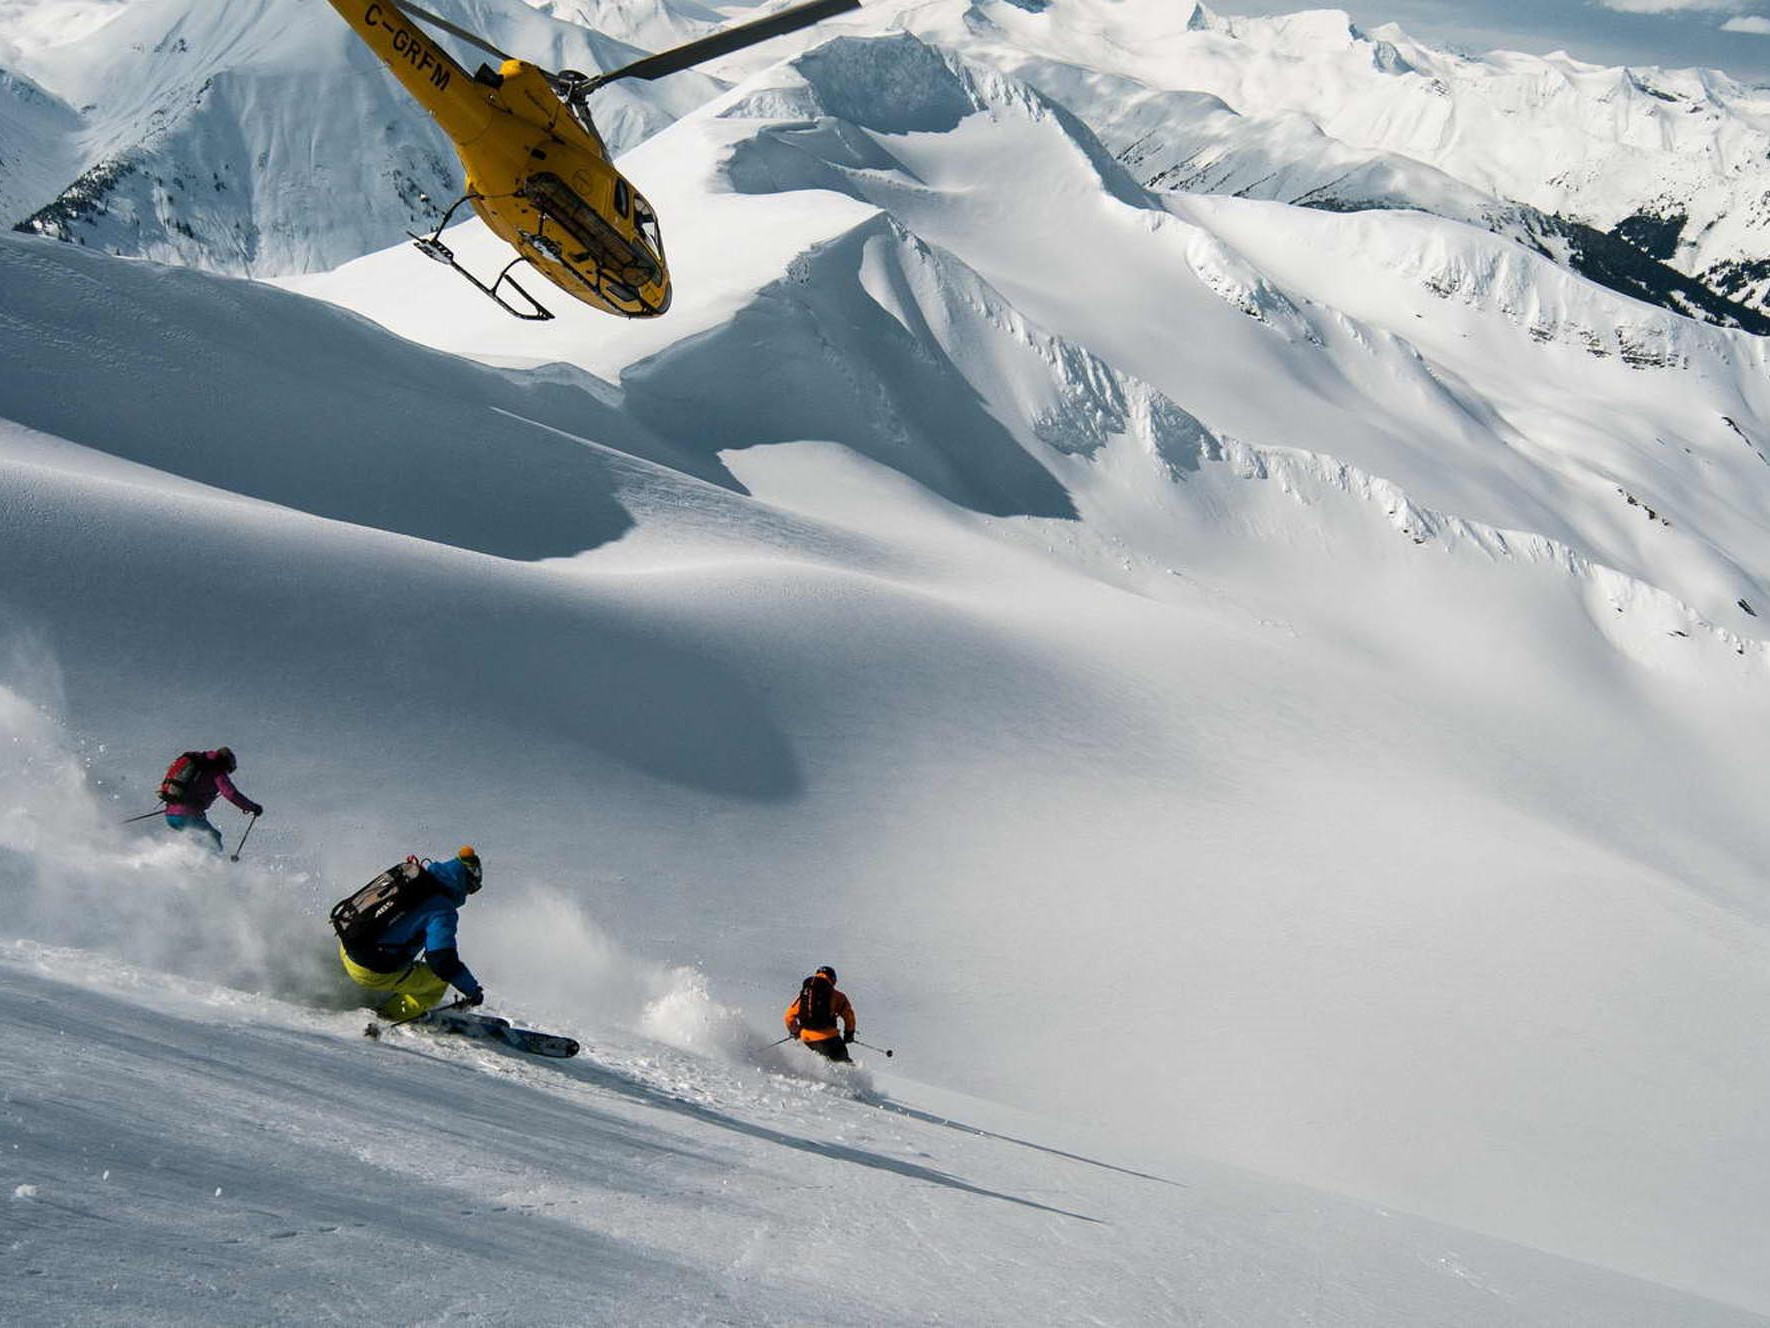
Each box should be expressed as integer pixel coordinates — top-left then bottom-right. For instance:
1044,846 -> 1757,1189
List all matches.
326,0 -> 493,142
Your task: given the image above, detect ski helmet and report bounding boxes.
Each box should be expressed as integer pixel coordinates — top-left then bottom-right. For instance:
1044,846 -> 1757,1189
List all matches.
212,746 -> 237,772
458,845 -> 483,893
815,965 -> 837,983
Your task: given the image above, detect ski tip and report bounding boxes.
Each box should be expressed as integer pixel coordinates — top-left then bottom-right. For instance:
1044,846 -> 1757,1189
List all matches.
511,1033 -> 580,1059
363,1022 -> 382,1040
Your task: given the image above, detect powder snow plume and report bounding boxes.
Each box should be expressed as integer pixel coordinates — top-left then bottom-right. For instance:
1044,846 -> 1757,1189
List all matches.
472,885 -> 869,1087
0,677 -> 824,1078
0,682 -> 344,1002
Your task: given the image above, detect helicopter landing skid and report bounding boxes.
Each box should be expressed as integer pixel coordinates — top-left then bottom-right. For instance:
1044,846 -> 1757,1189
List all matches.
405,228 -> 555,322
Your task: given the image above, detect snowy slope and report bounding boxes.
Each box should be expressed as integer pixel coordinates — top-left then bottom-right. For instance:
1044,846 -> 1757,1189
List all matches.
1,0 -> 720,273
915,1 -> 1768,329
11,165 -> 1770,1315
8,942 -> 1764,1326
0,0 -> 128,60
524,0 -> 725,58
923,1 -> 1770,316
0,551 -> 1763,1323
0,64 -> 80,221
5,0 -> 1770,1320
296,28 -> 1770,637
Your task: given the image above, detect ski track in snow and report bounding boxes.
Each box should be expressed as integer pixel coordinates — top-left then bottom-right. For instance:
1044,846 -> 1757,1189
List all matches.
4,941 -> 1765,1327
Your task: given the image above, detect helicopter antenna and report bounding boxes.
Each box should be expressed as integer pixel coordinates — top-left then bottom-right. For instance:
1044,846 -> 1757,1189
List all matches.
576,0 -> 861,94
390,0 -> 517,65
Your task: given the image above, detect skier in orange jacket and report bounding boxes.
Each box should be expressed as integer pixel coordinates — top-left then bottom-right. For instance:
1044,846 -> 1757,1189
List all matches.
785,966 -> 855,1062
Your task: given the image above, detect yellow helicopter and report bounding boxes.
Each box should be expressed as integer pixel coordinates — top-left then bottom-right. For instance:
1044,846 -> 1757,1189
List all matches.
326,0 -> 860,320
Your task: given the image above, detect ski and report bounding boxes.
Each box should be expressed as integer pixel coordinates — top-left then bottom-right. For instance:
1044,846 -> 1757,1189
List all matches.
425,1009 -> 581,1058
363,1009 -> 580,1058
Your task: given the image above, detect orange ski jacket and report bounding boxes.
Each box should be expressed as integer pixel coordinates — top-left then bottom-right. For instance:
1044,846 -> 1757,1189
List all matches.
785,984 -> 855,1043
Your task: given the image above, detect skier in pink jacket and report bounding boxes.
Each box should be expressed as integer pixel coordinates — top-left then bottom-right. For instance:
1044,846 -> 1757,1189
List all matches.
159,747 -> 263,853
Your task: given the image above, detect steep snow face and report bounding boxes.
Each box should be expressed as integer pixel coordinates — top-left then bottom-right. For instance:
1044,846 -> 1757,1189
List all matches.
1,0 -> 718,273
932,0 -> 1770,315
0,233 -> 733,556
0,64 -> 80,221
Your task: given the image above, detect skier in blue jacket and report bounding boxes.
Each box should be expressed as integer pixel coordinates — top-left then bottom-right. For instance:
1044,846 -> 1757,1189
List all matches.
337,846 -> 486,1021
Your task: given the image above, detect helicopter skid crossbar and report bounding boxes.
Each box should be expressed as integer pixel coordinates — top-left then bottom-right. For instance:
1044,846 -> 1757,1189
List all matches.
405,227 -> 555,321
403,191 -> 553,321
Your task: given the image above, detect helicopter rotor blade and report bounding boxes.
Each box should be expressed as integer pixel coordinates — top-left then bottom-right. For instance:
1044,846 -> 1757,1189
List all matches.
584,0 -> 860,92
390,0 -> 517,66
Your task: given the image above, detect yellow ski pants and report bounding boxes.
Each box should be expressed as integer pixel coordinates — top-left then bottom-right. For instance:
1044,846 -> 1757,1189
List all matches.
338,942 -> 450,1021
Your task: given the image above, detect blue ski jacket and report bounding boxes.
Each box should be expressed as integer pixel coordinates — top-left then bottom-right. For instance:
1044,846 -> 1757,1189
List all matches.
359,857 -> 482,997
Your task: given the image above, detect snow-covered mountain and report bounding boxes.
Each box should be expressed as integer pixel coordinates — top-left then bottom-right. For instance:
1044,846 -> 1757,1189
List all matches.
8,0 -> 1769,318
935,2 -> 1770,321
5,0 -> 1770,1321
298,23 -> 1770,640
0,62 -> 79,222
0,0 -> 719,273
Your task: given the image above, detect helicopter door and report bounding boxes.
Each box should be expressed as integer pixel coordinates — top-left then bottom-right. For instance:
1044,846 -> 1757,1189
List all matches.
522,171 -> 658,291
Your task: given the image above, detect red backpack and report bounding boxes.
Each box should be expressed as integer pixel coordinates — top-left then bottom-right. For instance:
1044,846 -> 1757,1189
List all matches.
157,752 -> 208,805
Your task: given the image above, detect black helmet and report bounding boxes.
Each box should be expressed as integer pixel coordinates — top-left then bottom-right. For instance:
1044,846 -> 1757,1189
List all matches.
815,965 -> 837,983
212,746 -> 237,772
457,845 -> 483,894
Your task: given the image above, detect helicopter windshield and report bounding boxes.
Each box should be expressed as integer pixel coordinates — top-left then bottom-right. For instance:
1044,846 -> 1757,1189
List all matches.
523,172 -> 659,289
632,197 -> 664,262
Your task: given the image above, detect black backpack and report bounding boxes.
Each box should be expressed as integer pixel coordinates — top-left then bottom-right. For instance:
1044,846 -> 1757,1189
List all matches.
330,859 -> 436,949
797,974 -> 837,1032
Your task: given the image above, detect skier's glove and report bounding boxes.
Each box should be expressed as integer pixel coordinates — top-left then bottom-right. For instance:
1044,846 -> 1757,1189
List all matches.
842,1029 -> 854,1044
461,989 -> 485,1008
246,802 -> 264,818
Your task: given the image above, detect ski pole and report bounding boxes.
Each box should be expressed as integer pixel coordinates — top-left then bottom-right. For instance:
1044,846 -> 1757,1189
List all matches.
228,812 -> 259,862
853,1039 -> 894,1058
768,1034 -> 796,1048
387,996 -> 472,1029
120,807 -> 164,824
